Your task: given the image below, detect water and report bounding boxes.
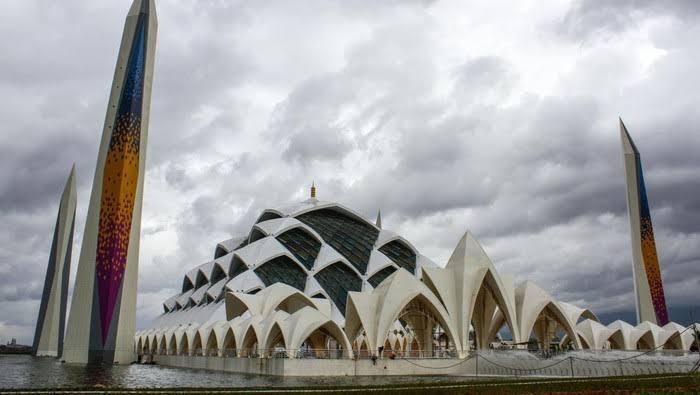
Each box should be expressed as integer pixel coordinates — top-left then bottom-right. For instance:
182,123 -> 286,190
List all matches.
0,355 -> 469,389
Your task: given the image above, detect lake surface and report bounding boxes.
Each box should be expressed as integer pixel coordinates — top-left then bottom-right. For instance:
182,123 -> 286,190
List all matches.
0,355 -> 471,389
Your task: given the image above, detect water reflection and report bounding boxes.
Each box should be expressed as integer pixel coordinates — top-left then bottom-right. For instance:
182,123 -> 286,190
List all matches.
0,355 -> 468,389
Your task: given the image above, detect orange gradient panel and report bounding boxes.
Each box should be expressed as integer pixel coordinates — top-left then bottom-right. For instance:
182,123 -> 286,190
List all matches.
95,112 -> 141,342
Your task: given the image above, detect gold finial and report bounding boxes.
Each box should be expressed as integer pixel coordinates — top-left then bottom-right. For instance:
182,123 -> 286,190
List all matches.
310,181 -> 316,198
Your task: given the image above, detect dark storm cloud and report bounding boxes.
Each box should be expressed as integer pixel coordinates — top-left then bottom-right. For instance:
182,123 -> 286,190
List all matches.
1,0 -> 699,343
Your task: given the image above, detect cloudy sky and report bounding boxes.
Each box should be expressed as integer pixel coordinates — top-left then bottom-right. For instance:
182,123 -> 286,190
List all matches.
1,0 -> 699,345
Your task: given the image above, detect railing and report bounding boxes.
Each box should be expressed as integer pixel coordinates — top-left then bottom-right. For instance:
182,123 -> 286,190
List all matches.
354,348 -> 457,359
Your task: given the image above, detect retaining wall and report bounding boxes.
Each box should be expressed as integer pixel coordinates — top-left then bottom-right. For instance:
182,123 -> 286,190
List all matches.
152,353 -> 699,377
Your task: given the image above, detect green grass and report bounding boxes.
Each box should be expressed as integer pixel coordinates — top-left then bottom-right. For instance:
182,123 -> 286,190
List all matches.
1,373 -> 699,394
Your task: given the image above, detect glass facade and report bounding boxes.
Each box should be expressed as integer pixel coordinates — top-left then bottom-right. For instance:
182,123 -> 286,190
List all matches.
254,255 -> 307,291
276,228 -> 321,270
314,262 -> 362,315
297,209 -> 379,274
378,240 -> 416,274
367,266 -> 397,288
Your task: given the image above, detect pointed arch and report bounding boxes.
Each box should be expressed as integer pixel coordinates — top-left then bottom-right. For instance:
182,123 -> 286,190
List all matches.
167,334 -> 177,355
516,282 -> 580,350
262,321 -> 288,357
470,269 -> 519,350
359,340 -> 369,358
158,334 -> 167,355
178,332 -> 190,355
191,331 -> 203,356
240,325 -> 260,357
222,326 -> 237,357
204,328 -> 219,356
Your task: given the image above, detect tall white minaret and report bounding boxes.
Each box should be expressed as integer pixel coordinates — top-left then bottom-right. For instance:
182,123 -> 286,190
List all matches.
32,165 -> 77,358
620,118 -> 669,325
63,0 -> 157,364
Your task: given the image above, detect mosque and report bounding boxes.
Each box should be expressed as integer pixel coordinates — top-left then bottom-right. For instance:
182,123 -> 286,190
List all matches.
30,0 -> 697,376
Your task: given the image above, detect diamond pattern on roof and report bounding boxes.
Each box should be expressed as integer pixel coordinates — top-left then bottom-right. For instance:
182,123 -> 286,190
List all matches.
314,261 -> 362,315
253,255 -> 307,292
296,208 -> 379,274
276,227 -> 321,270
367,266 -> 397,288
378,240 -> 416,274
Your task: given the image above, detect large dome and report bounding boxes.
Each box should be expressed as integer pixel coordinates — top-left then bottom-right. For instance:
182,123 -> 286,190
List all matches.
151,197 -> 437,328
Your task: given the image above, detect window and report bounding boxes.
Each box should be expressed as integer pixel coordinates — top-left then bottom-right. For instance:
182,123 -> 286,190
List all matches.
367,266 -> 397,287
254,255 -> 307,291
314,262 -> 362,315
378,240 -> 416,274
296,209 -> 379,274
276,228 -> 321,270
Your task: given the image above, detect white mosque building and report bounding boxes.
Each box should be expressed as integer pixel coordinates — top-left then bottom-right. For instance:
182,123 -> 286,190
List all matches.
135,189 -> 698,364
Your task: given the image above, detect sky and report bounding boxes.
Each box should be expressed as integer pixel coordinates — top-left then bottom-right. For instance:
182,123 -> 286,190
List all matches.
1,0 -> 699,345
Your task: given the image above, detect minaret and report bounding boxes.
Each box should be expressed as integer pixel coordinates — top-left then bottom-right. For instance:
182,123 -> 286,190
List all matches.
32,165 -> 77,358
310,181 -> 317,199
620,118 -> 669,326
63,0 -> 157,364
375,210 -> 382,229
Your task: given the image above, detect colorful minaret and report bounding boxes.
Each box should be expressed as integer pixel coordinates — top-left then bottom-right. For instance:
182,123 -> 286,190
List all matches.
63,0 -> 157,364
32,166 -> 77,358
620,118 -> 669,326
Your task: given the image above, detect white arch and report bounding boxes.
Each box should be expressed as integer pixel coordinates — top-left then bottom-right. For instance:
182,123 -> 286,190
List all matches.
345,269 -> 461,356
515,281 -> 581,350
421,232 -> 520,351
283,306 -> 353,358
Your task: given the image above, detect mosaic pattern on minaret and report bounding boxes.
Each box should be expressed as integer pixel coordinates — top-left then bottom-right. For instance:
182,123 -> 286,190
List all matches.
635,159 -> 669,325
96,13 -> 147,344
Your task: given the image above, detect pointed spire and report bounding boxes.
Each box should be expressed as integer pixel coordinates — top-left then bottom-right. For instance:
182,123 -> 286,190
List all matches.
375,210 -> 382,229
64,163 -> 76,197
310,181 -> 316,199
619,117 -> 639,155
33,165 -> 77,357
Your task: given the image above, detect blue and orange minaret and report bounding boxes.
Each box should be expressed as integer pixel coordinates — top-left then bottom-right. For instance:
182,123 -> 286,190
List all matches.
63,0 -> 157,364
620,118 -> 669,326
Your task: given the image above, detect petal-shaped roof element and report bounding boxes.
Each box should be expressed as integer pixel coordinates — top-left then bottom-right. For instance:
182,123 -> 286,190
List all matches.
214,235 -> 247,259
662,322 -> 696,350
636,321 -> 674,349
422,231 -> 520,350
365,249 -> 397,278
283,306 -> 353,358
224,269 -> 264,294
606,320 -> 645,350
576,319 -> 612,350
312,244 -> 354,274
515,281 -> 580,349
559,302 -> 599,325
225,282 -> 326,320
345,269 -> 461,356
